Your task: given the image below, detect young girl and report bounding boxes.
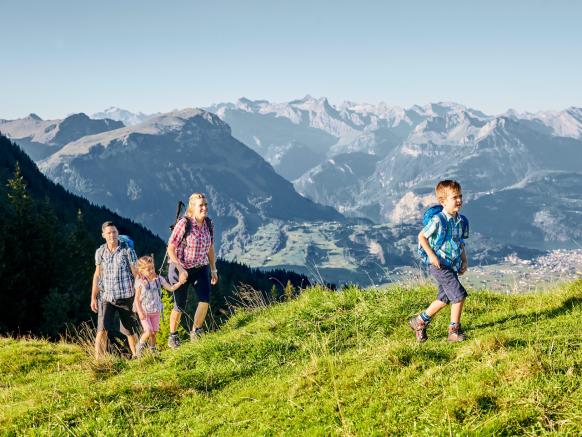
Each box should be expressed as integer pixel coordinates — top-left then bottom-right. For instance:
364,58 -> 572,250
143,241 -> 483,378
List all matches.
134,255 -> 184,356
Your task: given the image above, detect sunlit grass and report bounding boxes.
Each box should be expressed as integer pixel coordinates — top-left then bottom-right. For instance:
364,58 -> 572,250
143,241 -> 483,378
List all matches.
1,280 -> 580,435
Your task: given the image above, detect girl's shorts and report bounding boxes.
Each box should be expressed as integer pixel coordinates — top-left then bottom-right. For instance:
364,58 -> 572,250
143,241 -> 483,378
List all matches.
140,312 -> 161,333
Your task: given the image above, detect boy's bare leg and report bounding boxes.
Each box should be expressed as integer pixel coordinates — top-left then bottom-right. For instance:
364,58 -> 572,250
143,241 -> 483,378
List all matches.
425,300 -> 447,318
450,299 -> 465,325
95,330 -> 107,359
193,302 -> 209,329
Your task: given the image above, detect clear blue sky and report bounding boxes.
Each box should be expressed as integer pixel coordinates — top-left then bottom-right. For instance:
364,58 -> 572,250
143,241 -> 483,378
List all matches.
1,0 -> 581,119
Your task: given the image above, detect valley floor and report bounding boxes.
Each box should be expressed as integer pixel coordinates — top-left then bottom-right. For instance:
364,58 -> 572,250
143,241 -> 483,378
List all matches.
391,249 -> 582,294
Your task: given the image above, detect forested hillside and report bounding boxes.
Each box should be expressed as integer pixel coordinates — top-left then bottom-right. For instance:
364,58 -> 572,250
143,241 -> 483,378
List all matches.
0,134 -> 308,338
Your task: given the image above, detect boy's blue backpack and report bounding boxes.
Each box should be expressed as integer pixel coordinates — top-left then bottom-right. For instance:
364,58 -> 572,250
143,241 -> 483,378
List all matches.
417,205 -> 468,264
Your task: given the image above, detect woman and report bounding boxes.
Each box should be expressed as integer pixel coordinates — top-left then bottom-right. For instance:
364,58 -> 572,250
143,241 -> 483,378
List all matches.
166,193 -> 218,348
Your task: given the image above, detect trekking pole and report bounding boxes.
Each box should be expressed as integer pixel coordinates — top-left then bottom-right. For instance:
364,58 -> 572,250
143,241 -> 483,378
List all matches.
158,200 -> 185,274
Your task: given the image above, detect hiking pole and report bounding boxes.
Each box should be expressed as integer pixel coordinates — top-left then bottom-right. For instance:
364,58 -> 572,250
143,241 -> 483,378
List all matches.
158,200 -> 185,274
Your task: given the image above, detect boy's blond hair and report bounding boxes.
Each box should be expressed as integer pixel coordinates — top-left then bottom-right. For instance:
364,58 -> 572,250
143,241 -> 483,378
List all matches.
435,180 -> 462,202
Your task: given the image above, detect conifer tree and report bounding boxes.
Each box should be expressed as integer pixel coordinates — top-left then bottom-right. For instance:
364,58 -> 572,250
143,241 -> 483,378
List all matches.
270,284 -> 278,302
6,162 -> 29,219
284,280 -> 294,301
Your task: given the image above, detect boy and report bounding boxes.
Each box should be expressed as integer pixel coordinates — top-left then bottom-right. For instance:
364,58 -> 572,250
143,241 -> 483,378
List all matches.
410,180 -> 469,342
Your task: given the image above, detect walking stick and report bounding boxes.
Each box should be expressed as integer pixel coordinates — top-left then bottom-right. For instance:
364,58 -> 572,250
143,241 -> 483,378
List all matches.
158,200 -> 185,274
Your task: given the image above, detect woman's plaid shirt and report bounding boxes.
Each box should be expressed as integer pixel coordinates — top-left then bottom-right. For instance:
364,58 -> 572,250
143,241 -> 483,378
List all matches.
169,217 -> 213,269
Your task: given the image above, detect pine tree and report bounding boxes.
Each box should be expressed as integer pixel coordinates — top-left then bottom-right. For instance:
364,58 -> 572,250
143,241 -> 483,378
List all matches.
270,284 -> 278,302
284,280 -> 294,301
6,162 -> 30,219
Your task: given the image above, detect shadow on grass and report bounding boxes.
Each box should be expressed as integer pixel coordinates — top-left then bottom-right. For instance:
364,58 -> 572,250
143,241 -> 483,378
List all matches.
472,296 -> 582,330
389,347 -> 453,367
453,394 -> 499,423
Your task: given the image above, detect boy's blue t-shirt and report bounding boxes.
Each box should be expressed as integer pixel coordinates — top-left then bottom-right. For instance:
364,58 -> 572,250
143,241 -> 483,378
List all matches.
422,211 -> 469,271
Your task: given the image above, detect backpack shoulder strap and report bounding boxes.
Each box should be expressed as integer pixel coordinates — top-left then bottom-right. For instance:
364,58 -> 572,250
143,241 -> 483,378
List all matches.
119,241 -> 133,267
96,244 -> 106,265
204,216 -> 214,241
432,212 -> 449,249
176,216 -> 190,246
459,214 -> 469,239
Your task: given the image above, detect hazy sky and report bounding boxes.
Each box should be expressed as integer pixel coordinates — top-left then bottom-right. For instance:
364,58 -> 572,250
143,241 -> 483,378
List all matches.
1,0 -> 581,119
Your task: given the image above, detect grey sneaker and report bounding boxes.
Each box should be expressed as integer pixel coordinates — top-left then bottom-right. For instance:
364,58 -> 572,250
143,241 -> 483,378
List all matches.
190,327 -> 204,341
447,324 -> 466,342
408,316 -> 428,342
167,333 -> 180,349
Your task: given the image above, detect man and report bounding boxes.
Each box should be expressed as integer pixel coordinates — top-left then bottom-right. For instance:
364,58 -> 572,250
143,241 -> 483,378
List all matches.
90,221 -> 139,359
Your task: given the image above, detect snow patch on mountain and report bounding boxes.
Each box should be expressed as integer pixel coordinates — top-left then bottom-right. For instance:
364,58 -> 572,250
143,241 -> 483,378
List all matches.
92,107 -> 153,126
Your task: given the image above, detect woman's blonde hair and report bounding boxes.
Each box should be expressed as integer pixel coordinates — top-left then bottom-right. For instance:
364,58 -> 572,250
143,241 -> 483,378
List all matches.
136,255 -> 155,278
185,192 -> 207,218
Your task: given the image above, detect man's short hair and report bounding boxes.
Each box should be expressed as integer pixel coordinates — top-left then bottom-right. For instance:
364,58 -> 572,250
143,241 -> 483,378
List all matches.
435,180 -> 462,202
101,221 -> 117,232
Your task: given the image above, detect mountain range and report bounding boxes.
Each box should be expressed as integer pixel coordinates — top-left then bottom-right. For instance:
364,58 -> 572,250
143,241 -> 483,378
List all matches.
206,97 -> 582,250
0,113 -> 123,161
2,98 -> 580,284
34,109 -> 341,255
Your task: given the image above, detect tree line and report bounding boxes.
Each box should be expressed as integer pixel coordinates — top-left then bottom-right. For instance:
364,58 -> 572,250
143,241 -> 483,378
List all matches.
0,134 -> 309,339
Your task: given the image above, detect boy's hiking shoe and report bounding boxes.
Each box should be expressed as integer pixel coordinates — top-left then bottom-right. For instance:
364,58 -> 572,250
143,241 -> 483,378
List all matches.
190,327 -> 205,341
447,324 -> 466,342
408,316 -> 428,342
167,333 -> 180,349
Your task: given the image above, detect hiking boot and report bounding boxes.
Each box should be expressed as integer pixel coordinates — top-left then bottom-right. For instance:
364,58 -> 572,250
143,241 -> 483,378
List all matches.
408,316 -> 428,342
167,333 -> 180,349
136,341 -> 147,358
190,327 -> 205,341
448,324 -> 466,342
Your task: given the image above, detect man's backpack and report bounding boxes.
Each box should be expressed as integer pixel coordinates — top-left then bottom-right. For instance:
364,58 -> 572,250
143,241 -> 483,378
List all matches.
118,235 -> 134,249
417,205 -> 468,264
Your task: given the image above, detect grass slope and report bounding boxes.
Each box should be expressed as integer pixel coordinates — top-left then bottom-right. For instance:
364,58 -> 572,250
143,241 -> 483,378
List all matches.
1,280 -> 581,436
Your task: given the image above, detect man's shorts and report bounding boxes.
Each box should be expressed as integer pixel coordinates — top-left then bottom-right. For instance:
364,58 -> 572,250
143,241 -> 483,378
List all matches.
429,265 -> 468,304
172,265 -> 211,312
97,296 -> 139,335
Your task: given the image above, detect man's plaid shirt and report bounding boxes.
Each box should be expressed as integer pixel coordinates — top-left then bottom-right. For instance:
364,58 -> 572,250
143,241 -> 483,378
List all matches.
95,242 -> 137,302
169,217 -> 213,269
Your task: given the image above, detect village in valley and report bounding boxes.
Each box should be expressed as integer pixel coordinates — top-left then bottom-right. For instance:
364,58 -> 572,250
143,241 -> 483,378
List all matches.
390,249 -> 582,293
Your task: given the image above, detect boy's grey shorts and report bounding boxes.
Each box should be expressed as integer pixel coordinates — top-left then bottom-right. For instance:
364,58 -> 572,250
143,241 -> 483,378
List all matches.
429,265 -> 468,304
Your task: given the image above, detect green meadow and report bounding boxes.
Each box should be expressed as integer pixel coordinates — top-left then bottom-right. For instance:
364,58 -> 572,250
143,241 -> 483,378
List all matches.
1,280 -> 580,436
